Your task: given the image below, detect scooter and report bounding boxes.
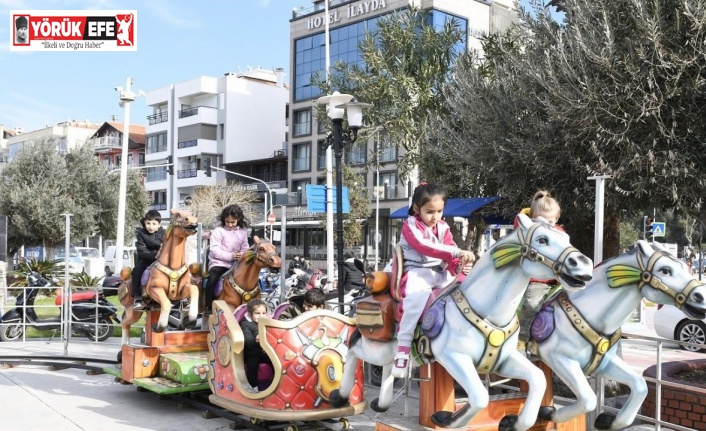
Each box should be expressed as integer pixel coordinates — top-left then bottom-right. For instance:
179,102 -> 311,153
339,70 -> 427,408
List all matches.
0,271 -> 120,342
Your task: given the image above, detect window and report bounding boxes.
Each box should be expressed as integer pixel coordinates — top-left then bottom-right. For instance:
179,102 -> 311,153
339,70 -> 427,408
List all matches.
293,179 -> 311,205
293,16 -> 383,101
346,141 -> 366,165
146,132 -> 167,153
292,143 -> 311,172
379,172 -> 398,199
317,139 -> 328,170
293,109 -> 312,137
146,166 -> 168,182
378,138 -> 397,163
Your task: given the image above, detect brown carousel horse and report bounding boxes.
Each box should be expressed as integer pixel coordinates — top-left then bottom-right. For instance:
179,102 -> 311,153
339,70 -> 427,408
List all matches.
212,236 -> 281,311
119,209 -> 200,344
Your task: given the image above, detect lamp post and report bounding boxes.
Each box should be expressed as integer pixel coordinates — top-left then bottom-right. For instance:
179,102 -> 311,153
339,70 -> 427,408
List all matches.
114,77 -> 143,274
316,92 -> 371,313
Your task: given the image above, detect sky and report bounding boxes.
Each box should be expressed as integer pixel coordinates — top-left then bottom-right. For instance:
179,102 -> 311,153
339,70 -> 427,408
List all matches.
0,0 -> 539,133
0,0 -> 302,132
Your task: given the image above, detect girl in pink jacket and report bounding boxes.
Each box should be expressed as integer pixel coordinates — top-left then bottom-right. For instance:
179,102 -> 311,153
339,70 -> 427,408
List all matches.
205,204 -> 250,314
392,183 -> 475,378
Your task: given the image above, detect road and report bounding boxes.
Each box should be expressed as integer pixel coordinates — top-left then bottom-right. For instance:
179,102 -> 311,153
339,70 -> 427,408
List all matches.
620,305 -> 704,380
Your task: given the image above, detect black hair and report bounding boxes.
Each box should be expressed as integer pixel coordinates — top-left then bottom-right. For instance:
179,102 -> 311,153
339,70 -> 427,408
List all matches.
408,183 -> 448,216
344,251 -> 356,259
219,204 -> 249,228
303,287 -> 326,307
247,298 -> 268,314
144,210 -> 162,223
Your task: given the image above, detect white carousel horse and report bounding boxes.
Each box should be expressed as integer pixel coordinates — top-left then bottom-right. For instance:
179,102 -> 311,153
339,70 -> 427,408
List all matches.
330,214 -> 594,431
533,240 -> 706,430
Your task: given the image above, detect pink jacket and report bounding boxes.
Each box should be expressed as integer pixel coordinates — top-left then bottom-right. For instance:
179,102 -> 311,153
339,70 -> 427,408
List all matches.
208,226 -> 250,271
398,215 -> 459,270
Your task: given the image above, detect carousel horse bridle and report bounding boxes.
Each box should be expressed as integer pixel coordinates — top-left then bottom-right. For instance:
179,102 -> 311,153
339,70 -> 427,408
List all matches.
225,241 -> 279,302
150,212 -> 193,298
558,248 -> 704,374
452,222 -> 578,372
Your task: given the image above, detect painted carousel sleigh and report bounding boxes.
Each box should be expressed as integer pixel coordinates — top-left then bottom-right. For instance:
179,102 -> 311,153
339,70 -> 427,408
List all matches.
207,299 -> 366,430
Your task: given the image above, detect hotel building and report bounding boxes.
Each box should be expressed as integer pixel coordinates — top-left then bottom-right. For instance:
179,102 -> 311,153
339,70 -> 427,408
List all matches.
286,0 -> 516,264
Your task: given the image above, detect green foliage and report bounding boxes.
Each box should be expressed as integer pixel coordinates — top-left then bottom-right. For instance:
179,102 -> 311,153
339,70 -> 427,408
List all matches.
0,139 -> 147,252
341,164 -> 370,247
313,6 -> 466,180
70,271 -> 102,288
428,0 -> 706,256
619,220 -> 640,251
10,258 -> 62,287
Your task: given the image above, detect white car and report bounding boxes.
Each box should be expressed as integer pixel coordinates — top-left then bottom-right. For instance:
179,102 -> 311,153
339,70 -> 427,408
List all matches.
76,247 -> 105,278
653,304 -> 706,352
55,246 -> 85,275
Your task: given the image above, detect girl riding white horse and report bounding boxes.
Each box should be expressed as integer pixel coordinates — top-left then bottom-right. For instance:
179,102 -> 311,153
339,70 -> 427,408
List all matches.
331,214 -> 594,431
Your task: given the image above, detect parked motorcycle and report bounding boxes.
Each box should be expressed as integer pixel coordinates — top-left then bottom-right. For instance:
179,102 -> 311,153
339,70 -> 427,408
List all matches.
0,271 -> 120,342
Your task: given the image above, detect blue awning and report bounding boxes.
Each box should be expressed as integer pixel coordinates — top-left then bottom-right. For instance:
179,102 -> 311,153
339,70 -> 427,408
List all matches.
389,196 -> 503,219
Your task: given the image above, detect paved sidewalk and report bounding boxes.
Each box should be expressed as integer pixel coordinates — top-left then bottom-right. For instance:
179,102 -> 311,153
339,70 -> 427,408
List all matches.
0,321 -> 675,431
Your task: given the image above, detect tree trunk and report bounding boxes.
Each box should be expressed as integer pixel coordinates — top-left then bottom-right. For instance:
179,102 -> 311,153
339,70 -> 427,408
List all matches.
565,213 -> 620,264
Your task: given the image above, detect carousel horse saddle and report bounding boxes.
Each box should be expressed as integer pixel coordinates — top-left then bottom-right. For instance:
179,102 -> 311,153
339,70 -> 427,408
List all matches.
141,270 -> 150,287
213,278 -> 224,299
529,288 -> 564,342
530,304 -> 556,342
355,288 -> 445,342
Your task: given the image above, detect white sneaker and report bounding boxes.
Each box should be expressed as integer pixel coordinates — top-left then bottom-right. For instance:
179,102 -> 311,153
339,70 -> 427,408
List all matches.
242,383 -> 258,393
391,352 -> 409,379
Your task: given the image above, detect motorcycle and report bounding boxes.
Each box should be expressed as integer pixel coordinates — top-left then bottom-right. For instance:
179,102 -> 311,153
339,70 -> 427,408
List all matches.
0,271 -> 120,342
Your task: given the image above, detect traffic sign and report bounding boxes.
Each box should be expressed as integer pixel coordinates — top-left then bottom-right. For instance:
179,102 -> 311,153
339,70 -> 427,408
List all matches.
651,222 -> 666,237
267,213 -> 276,225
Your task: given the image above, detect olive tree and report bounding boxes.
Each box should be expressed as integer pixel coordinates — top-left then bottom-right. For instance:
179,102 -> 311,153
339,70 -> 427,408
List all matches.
432,0 -> 706,257
0,139 -> 146,254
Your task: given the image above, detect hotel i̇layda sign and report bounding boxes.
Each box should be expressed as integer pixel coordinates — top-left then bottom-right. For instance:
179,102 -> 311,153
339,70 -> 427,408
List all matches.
306,0 -> 388,31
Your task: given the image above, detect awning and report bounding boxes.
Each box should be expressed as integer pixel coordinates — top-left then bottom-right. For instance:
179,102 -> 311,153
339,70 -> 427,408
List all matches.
389,196 -> 503,219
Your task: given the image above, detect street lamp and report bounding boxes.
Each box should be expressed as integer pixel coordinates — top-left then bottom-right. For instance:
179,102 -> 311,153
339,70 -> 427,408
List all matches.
316,92 -> 371,313
114,77 -> 144,274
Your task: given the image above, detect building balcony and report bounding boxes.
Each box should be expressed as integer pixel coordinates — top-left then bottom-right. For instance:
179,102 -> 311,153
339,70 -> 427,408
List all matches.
91,136 -> 121,153
147,112 -> 168,125
177,168 -> 197,179
149,203 -> 168,211
176,138 -> 217,157
175,170 -> 217,188
177,106 -> 217,126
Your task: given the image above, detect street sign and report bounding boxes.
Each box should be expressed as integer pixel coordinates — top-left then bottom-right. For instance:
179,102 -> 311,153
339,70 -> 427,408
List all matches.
267,213 -> 276,225
651,222 -> 666,237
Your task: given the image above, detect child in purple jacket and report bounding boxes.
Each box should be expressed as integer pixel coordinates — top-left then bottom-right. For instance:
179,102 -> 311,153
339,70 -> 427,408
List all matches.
205,204 -> 250,314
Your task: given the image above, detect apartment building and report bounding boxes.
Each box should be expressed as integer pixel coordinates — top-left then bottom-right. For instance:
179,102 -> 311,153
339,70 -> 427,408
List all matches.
89,121 -> 146,172
143,68 -> 289,220
6,120 -> 100,162
288,0 -> 517,263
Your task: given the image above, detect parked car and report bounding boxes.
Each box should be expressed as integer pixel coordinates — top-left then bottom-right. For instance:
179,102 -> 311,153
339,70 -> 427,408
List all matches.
76,247 -> 105,278
55,246 -> 85,275
104,246 -> 136,276
653,304 -> 706,352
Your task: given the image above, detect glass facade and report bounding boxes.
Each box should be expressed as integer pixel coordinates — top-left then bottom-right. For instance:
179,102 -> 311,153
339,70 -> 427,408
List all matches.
294,16 -> 382,101
293,9 -> 467,102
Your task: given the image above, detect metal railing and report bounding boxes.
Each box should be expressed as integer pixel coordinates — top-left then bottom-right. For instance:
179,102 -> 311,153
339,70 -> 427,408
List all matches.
0,285 -> 126,344
147,112 -> 168,125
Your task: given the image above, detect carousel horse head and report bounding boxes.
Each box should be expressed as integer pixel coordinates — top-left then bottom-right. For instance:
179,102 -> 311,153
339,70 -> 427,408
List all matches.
610,240 -> 706,320
165,208 -> 198,240
216,236 -> 281,310
499,213 -> 593,289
